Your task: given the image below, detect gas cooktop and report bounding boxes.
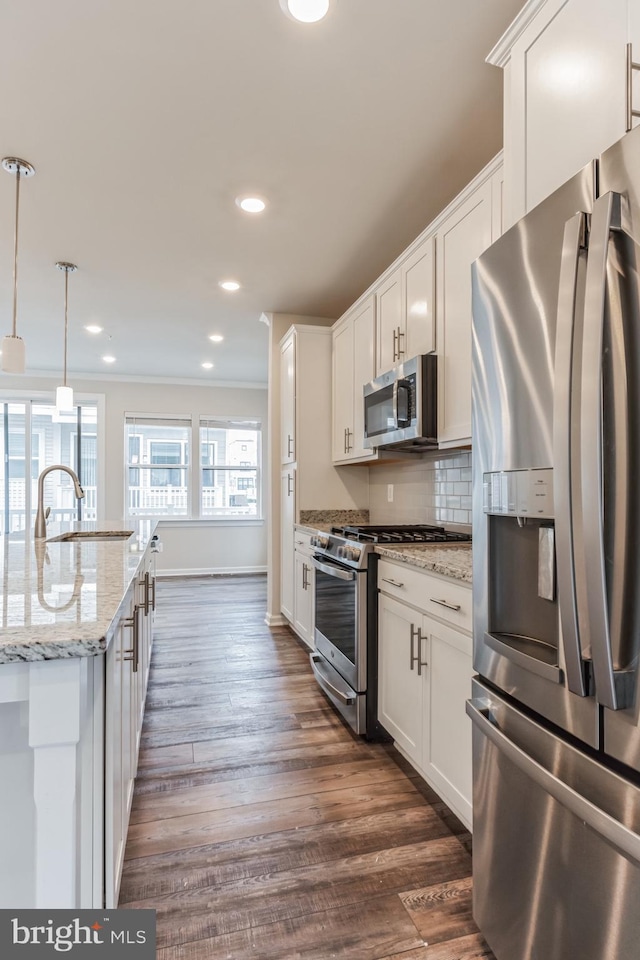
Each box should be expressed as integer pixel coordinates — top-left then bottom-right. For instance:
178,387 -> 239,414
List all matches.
330,524 -> 472,544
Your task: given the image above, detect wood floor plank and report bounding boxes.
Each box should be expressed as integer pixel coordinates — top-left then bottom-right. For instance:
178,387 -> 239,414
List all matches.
125,836 -> 471,948
399,876 -> 476,944
125,780 -> 425,860
156,895 -> 427,960
130,756 -> 416,823
120,805 -> 455,902
121,575 -> 489,960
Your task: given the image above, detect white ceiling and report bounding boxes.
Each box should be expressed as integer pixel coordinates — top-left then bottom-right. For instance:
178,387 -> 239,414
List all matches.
0,0 -> 523,386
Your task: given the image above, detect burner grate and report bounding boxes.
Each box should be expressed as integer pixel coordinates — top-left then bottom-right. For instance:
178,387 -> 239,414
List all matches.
330,524 -> 471,544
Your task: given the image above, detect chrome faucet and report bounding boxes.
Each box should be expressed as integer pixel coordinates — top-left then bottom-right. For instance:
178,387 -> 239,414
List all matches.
34,465 -> 85,539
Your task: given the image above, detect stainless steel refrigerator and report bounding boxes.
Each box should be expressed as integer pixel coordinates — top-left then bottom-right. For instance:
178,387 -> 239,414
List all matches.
470,123 -> 640,960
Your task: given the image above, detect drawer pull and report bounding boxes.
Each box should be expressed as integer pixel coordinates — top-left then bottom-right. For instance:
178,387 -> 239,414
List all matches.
429,597 -> 462,612
382,577 -> 404,588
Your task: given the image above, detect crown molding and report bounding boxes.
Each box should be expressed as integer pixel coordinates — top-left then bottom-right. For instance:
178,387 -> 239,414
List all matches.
12,369 -> 268,390
486,0 -> 551,67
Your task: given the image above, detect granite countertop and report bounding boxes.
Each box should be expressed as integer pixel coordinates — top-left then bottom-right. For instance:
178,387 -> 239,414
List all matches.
0,520 -> 158,664
297,509 -> 369,536
375,543 -> 472,583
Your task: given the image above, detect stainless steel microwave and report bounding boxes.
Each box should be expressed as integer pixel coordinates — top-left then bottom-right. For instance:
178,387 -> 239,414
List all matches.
363,354 -> 437,450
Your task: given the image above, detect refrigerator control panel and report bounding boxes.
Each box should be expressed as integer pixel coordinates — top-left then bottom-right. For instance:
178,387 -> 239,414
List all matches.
483,469 -> 554,518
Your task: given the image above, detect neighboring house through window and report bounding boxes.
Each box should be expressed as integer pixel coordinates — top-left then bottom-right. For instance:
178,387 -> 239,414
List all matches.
124,413 -> 261,520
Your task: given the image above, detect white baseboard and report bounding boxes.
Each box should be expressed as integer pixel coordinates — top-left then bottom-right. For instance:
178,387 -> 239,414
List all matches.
265,613 -> 288,627
157,565 -> 267,578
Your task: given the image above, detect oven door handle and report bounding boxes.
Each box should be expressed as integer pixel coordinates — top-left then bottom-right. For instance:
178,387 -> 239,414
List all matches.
310,654 -> 356,705
310,556 -> 356,581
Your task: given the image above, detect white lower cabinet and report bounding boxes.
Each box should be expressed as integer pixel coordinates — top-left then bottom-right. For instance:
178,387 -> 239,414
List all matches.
293,550 -> 314,648
105,549 -> 157,908
378,594 -> 424,764
378,567 -> 473,829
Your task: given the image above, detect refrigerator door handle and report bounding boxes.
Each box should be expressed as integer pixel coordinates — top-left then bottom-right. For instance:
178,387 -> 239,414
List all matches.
466,698 -> 640,865
554,211 -> 588,697
581,190 -> 630,710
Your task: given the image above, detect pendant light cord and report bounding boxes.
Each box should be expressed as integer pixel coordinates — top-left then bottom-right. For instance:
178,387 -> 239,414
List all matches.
63,267 -> 69,387
11,168 -> 21,338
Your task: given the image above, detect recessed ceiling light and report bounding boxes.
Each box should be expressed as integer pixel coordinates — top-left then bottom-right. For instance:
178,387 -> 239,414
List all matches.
235,196 -> 266,214
280,0 -> 330,23
201,362 -> 214,370
102,355 -> 116,364
219,280 -> 240,292
85,324 -> 103,334
209,334 -> 224,343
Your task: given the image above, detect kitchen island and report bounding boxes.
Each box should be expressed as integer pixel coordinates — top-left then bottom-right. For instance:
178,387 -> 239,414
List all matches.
0,521 -> 158,909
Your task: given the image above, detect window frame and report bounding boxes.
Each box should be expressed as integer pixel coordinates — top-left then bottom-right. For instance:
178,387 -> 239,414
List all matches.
124,413 -> 263,524
0,390 -> 106,531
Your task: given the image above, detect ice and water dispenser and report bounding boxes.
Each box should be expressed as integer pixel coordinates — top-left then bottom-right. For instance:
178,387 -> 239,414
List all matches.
483,469 -> 562,682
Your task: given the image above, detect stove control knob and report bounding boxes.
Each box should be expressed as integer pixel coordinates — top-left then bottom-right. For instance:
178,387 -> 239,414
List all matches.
347,546 -> 361,562
312,534 -> 329,550
336,545 -> 346,559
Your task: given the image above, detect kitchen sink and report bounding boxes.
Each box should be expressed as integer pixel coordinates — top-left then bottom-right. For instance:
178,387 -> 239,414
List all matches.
47,530 -> 134,543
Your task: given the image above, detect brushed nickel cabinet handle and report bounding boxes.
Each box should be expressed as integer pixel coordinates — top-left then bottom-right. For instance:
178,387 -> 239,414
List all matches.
287,474 -> 293,496
429,597 -> 461,611
392,328 -> 398,362
626,43 -> 640,131
287,434 -> 294,458
397,326 -> 405,357
122,607 -> 140,672
410,624 -> 420,671
381,577 -> 404,588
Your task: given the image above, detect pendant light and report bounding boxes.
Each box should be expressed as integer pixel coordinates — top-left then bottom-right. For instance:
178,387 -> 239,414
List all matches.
1,157 -> 36,373
55,262 -> 77,413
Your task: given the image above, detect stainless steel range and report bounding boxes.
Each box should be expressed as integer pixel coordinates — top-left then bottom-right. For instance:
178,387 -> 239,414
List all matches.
309,524 -> 471,737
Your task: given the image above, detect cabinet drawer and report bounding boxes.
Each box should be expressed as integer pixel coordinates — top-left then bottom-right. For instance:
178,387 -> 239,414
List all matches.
294,529 -> 314,557
378,559 -> 472,632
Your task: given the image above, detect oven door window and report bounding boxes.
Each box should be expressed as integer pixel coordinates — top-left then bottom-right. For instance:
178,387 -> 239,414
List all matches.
315,567 -> 357,666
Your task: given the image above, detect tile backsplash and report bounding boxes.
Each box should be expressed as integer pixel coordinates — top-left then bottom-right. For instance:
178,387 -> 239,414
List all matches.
368,450 -> 472,527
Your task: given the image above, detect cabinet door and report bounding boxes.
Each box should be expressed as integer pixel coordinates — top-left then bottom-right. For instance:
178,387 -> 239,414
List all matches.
105,620 -> 124,908
351,296 -> 376,460
281,468 -> 295,621
403,236 -> 435,359
332,319 -> 354,462
293,551 -> 314,648
280,335 -> 296,463
509,0 -> 628,221
422,617 -> 473,827
376,268 -> 402,375
436,181 -> 493,447
377,594 -> 424,764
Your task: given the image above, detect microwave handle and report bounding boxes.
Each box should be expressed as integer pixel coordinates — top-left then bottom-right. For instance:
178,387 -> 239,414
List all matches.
393,379 -> 411,428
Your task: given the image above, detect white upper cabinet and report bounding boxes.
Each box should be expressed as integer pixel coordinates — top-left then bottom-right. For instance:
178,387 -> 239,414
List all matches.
375,235 -> 436,376
403,235 -> 436,360
376,268 -> 403,374
280,334 -> 296,464
332,296 -> 376,464
436,178 -> 494,448
492,0 -> 636,226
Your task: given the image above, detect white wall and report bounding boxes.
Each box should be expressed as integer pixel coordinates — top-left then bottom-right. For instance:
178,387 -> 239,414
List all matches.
0,373 -> 268,574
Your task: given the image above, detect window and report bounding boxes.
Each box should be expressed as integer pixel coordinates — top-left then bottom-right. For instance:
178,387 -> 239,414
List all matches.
0,399 -> 99,536
124,414 -> 262,521
125,416 -> 190,518
200,418 -> 261,518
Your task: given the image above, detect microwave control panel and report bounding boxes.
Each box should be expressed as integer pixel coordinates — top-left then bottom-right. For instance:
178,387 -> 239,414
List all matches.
483,468 -> 554,519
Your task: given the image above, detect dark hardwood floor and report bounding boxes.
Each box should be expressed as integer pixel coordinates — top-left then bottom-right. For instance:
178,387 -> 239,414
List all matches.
120,575 -> 493,960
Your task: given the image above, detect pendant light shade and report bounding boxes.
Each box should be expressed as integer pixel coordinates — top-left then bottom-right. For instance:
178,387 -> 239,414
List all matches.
1,157 -> 35,374
55,262 -> 77,414
55,384 -> 74,414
